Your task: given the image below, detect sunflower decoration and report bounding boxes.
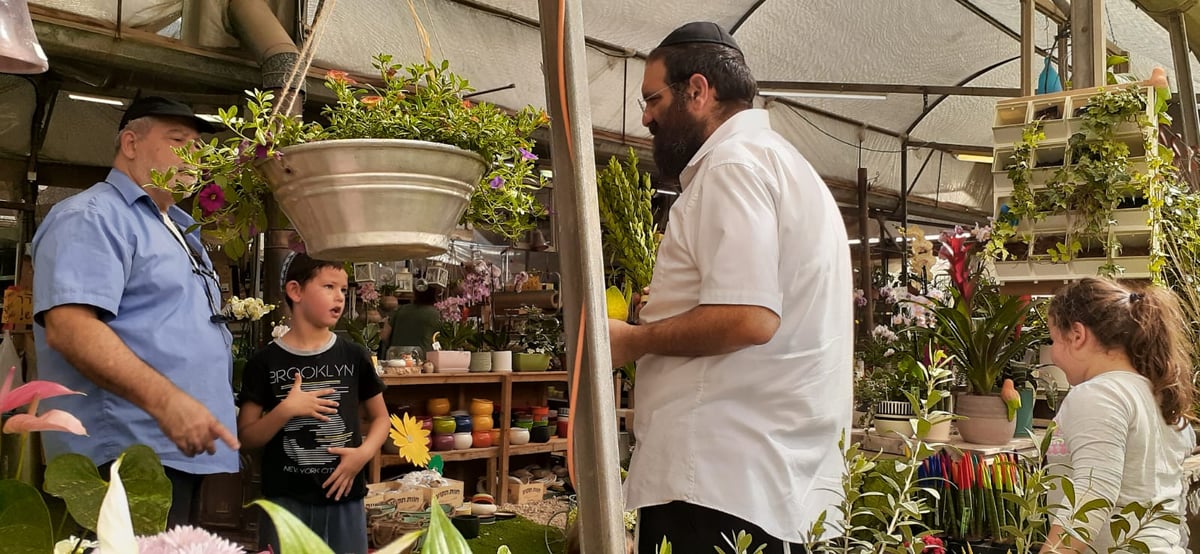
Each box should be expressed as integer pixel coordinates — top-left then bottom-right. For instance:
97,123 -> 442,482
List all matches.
388,413 -> 431,467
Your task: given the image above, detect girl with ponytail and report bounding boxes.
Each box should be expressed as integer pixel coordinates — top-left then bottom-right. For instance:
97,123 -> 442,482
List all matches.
1040,277 -> 1195,553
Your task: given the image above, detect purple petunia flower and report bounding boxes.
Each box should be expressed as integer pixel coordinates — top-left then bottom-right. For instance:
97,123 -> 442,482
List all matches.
197,183 -> 226,217
489,176 -> 504,189
519,148 -> 537,161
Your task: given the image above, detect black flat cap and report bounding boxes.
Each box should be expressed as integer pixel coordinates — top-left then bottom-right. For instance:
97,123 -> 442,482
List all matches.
657,21 -> 741,52
119,96 -> 216,133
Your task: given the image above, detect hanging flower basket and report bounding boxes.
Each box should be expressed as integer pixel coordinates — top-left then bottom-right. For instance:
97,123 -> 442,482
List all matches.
257,139 -> 485,261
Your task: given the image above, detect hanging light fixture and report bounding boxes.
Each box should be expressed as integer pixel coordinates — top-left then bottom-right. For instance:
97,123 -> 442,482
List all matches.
0,0 -> 49,74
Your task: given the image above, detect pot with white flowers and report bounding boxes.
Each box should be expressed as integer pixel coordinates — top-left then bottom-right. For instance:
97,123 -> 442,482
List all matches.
156,54 -> 549,262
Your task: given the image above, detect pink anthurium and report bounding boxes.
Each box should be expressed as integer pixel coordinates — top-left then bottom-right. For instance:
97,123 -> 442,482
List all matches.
2,409 -> 87,435
1,365 -> 84,412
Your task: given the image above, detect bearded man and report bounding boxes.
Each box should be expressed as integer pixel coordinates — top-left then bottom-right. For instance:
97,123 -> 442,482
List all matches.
608,22 -> 854,554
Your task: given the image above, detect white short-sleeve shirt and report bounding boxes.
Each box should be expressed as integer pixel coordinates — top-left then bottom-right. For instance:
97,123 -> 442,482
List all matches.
1046,371 -> 1193,553
624,109 -> 854,543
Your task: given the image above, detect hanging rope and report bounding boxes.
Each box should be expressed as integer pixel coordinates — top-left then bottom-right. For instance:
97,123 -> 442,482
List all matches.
272,0 -> 340,117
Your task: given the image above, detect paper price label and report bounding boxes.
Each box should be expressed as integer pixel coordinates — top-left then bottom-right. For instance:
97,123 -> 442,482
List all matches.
2,287 -> 32,326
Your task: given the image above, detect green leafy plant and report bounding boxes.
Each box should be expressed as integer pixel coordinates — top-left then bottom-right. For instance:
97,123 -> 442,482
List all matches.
988,84 -> 1155,273
153,55 -> 550,258
518,306 -> 562,356
922,288 -> 1043,396
597,149 -> 660,387
435,320 -> 476,351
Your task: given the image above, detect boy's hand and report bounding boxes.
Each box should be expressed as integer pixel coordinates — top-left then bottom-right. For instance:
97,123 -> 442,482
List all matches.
279,373 -> 338,421
323,445 -> 373,500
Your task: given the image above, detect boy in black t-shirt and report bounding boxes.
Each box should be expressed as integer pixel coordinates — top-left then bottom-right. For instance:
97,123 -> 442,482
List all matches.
238,254 -> 388,554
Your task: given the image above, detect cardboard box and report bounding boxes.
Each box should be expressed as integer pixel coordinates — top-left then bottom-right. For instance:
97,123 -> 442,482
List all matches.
420,478 -> 465,508
507,482 -> 546,505
366,481 -> 426,512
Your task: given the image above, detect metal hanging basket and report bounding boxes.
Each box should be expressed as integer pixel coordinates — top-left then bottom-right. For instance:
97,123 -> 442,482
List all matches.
257,138 -> 486,262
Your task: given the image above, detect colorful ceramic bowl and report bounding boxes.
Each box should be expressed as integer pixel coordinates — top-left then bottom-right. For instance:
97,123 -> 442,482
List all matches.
432,416 -> 456,435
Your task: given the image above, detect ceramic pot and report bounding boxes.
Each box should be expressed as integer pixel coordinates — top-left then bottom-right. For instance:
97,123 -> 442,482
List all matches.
418,416 -> 433,431
956,393 -> 1018,445
925,419 -> 953,442
451,515 -> 480,540
873,400 -> 916,438
489,428 -> 501,444
469,351 -> 492,372
532,406 -> 550,425
1013,387 -> 1036,438
453,432 -> 473,450
472,415 -> 493,432
433,434 -> 456,451
471,430 -> 492,448
379,295 -> 400,311
509,427 -> 530,445
427,397 -> 451,417
432,416 -> 456,435
453,414 -> 472,433
427,350 -> 471,372
530,425 -> 551,443
556,417 -> 569,439
513,352 -> 551,372
491,350 -> 513,372
469,398 -> 494,416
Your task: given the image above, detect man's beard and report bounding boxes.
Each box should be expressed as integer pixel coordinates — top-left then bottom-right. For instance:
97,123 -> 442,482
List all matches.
650,96 -> 706,182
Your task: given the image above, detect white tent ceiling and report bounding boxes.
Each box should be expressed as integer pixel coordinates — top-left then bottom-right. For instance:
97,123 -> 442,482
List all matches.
6,0 -> 1200,218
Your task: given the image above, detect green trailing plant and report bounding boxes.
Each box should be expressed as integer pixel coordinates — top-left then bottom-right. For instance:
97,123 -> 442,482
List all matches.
152,55 -> 550,258
987,84 -> 1157,275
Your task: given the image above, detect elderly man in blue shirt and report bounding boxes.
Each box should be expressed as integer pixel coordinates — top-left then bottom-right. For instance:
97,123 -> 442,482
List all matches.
32,96 -> 240,527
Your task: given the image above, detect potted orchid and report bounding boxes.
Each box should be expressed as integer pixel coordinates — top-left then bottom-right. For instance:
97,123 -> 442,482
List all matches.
225,296 -> 276,393
154,54 -> 549,261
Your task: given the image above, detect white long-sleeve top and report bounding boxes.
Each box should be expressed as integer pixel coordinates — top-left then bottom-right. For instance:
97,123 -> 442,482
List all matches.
1046,371 -> 1194,552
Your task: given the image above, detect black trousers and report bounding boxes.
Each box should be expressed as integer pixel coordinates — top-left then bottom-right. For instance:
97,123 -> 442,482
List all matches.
637,501 -> 809,554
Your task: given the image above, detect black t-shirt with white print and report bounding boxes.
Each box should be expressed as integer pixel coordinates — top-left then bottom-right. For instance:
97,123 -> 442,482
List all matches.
239,334 -> 386,505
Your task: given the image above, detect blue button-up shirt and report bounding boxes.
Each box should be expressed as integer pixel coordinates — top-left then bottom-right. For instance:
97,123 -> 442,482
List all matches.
32,169 -> 238,474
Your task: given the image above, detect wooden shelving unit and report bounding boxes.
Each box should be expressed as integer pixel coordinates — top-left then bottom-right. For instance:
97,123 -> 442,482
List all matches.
371,371 -> 569,504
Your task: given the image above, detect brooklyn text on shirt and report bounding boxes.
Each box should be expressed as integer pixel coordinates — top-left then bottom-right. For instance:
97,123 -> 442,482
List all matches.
269,364 -> 358,384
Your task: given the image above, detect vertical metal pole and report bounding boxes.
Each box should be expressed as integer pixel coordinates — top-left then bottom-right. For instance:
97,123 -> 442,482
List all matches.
536,1 -> 627,552
1168,11 -> 1200,147
857,167 -> 873,335
899,139 -> 909,280
1057,24 -> 1070,89
1071,0 -> 1105,88
1020,0 -> 1036,95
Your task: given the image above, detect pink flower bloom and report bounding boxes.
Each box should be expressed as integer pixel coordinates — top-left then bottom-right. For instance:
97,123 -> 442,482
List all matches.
197,184 -> 226,217
98,525 -> 245,554
3,409 -> 87,435
1,366 -> 83,412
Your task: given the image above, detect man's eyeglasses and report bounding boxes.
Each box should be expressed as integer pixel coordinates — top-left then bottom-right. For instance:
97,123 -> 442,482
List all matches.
636,83 -> 675,112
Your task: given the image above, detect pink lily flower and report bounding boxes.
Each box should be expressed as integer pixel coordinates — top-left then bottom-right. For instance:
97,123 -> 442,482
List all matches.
3,409 -> 87,435
1,366 -> 87,436
1,366 -> 84,412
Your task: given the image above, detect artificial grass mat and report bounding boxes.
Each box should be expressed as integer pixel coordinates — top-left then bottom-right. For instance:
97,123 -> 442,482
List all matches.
467,516 -> 567,554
